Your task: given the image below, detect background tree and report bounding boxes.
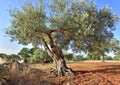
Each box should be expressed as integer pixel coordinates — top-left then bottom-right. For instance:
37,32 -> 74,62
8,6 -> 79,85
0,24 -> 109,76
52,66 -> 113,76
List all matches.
86,6 -> 119,62
73,55 -> 83,61
104,56 -> 113,60
0,53 -> 8,58
9,54 -> 20,60
30,48 -> 51,64
114,52 -> 120,60
111,39 -> 120,60
18,47 -> 30,59
64,53 -> 73,62
29,47 -> 38,56
87,52 -> 100,60
0,53 -> 9,60
6,0 -> 118,76
31,48 -> 43,64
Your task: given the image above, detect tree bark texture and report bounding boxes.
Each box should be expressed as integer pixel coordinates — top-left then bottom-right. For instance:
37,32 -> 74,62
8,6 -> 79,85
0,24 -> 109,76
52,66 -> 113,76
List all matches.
41,32 -> 74,76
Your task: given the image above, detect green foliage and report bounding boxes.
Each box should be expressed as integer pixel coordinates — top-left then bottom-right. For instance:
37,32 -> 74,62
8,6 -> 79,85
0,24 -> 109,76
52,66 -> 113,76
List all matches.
0,53 -> 20,60
6,0 -> 119,59
114,50 -> 120,60
110,39 -> 120,52
30,48 -> 52,63
64,53 -> 73,62
87,54 -> 100,60
7,1 -> 47,46
73,55 -> 83,61
110,39 -> 120,60
114,54 -> 120,60
104,56 -> 113,60
18,47 -> 30,59
9,54 -> 20,60
0,53 -> 9,59
29,47 -> 38,55
87,52 -> 100,60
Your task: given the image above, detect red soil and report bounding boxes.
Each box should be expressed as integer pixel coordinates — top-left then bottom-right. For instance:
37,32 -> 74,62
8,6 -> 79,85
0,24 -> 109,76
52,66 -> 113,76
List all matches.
43,62 -> 120,85
1,62 -> 120,85
59,62 -> 120,85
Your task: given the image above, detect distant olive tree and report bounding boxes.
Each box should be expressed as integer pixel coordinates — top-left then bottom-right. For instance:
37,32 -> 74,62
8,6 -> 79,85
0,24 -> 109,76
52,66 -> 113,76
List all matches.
0,53 -> 9,60
73,55 -> 83,61
9,54 -> 20,60
110,39 -> 120,60
18,47 -> 30,59
104,56 -> 113,60
30,48 -> 51,64
0,53 -> 8,58
64,53 -> 73,62
87,53 -> 100,60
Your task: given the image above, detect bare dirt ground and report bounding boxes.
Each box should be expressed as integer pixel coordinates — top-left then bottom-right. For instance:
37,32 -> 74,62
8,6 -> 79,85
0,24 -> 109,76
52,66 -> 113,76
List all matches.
66,62 -> 120,85
0,62 -> 120,85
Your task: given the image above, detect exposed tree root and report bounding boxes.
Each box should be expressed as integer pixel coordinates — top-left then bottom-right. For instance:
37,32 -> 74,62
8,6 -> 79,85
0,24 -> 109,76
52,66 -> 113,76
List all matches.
50,67 -> 75,76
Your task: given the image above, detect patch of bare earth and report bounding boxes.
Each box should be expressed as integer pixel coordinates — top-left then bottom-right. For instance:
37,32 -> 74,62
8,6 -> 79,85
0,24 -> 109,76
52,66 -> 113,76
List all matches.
0,62 -> 120,85
61,62 -> 120,85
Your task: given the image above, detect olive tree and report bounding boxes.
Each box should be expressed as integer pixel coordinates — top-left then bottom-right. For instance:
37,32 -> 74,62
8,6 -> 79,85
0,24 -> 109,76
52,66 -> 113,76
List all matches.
18,47 -> 30,59
30,48 -> 51,64
6,0 -> 118,76
111,39 -> 120,60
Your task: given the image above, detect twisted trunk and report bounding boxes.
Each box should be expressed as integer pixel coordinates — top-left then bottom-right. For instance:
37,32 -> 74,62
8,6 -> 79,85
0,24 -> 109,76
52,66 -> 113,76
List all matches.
50,46 -> 74,76
41,32 -> 74,76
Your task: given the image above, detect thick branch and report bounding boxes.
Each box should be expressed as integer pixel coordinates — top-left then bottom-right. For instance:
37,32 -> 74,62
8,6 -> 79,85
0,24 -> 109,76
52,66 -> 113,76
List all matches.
47,33 -> 55,49
41,39 -> 53,59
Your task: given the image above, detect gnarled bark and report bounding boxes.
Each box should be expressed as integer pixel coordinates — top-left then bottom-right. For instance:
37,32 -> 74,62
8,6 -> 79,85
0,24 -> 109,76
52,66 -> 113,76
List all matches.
50,47 -> 74,76
41,32 -> 74,76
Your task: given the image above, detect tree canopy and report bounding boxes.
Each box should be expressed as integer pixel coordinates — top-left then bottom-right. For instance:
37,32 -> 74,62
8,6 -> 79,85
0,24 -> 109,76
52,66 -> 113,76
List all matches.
6,0 -> 118,53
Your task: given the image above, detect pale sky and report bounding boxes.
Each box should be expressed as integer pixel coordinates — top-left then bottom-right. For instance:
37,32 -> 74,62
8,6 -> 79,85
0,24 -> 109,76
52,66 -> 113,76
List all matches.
0,0 -> 120,55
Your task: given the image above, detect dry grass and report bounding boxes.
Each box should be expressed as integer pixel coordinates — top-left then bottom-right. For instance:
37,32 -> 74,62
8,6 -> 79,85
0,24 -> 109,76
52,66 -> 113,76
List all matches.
30,63 -> 54,70
0,67 -> 56,85
30,62 -> 97,69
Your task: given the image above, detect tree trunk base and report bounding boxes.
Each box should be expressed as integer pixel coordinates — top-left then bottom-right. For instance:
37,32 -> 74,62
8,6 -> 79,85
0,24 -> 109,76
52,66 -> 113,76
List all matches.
50,67 -> 75,76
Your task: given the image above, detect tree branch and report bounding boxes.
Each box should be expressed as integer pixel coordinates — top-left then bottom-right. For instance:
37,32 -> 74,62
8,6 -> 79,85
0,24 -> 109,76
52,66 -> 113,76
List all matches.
41,39 -> 53,59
